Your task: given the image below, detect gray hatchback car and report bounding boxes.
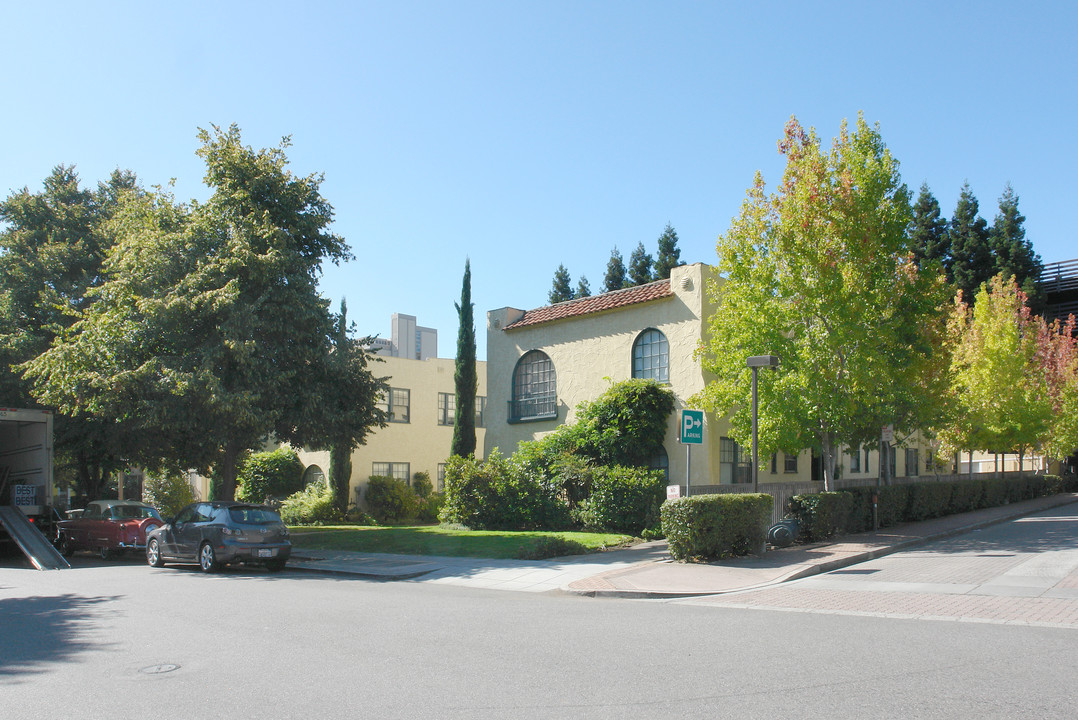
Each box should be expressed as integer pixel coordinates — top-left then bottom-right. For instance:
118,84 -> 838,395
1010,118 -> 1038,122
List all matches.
146,501 -> 291,572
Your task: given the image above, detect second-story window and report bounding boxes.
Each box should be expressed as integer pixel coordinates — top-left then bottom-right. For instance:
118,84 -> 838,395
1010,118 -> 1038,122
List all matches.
632,328 -> 669,382
378,387 -> 410,423
510,350 -> 557,422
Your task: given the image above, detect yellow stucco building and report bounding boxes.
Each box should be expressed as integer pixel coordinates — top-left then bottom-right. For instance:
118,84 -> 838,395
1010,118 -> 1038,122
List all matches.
484,263 -> 816,489
294,353 -> 487,507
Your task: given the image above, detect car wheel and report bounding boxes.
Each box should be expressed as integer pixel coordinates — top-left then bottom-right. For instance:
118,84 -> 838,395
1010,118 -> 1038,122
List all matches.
57,534 -> 74,557
146,538 -> 166,568
198,542 -> 218,573
265,559 -> 286,572
99,546 -> 113,560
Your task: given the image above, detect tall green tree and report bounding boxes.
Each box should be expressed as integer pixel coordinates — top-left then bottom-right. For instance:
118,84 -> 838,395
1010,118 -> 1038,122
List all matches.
989,183 -> 1043,309
654,223 -> 684,280
948,183 -> 993,303
24,125 -> 384,500
1038,315 -> 1078,464
0,166 -> 143,500
548,264 -> 574,304
452,259 -> 478,457
938,275 -> 1052,461
910,182 -> 949,271
574,275 -> 591,299
696,114 -> 951,491
628,242 -> 654,285
602,246 -> 627,293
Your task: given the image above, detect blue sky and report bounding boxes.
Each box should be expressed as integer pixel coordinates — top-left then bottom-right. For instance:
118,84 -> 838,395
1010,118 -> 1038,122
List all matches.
3,1 -> 1075,357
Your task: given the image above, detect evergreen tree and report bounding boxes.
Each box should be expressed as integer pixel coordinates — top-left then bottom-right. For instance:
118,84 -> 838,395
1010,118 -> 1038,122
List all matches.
328,299 -> 355,513
989,184 -> 1043,308
654,223 -> 684,280
910,183 -> 950,271
548,264 -> 574,304
574,275 -> 591,299
628,242 -> 654,285
602,247 -> 627,293
451,259 -> 477,458
948,182 -> 993,303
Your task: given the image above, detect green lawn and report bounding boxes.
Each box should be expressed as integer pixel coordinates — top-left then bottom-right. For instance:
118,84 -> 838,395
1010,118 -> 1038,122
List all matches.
288,524 -> 635,559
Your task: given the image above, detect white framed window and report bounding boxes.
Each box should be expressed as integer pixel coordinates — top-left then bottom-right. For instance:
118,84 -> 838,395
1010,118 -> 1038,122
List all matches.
372,462 -> 410,481
632,328 -> 669,382
378,388 -> 411,423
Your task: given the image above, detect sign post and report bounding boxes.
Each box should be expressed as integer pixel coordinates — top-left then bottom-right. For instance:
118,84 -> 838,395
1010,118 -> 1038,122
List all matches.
680,409 -> 704,497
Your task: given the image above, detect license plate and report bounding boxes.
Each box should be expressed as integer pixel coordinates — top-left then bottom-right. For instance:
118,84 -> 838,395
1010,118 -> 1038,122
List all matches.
257,548 -> 275,558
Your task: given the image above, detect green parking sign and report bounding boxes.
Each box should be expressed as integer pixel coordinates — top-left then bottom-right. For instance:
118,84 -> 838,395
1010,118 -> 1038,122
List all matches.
680,409 -> 704,444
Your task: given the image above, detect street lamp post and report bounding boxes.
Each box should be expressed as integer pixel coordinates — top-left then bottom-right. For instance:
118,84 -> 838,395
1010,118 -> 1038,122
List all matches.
747,355 -> 780,492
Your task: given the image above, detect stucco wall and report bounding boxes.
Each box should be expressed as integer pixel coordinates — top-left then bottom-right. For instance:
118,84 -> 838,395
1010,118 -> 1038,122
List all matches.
484,263 -> 807,487
293,355 -> 487,506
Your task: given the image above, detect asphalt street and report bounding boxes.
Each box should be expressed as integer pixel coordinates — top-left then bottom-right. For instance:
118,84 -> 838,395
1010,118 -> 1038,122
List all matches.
2,506 -> 1076,719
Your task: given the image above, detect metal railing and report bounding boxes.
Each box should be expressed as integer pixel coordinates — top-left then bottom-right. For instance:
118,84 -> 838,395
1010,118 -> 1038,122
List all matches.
507,393 -> 558,423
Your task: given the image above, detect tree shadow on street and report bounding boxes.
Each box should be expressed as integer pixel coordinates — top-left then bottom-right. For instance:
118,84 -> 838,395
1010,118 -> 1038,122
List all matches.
0,593 -> 120,681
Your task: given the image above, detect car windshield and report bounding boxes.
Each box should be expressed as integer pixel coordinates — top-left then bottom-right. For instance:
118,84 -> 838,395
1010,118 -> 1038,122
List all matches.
115,505 -> 162,520
229,506 -> 282,525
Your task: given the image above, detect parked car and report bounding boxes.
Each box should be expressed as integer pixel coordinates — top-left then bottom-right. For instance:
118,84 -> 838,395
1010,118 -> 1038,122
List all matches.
146,501 -> 291,573
56,500 -> 164,559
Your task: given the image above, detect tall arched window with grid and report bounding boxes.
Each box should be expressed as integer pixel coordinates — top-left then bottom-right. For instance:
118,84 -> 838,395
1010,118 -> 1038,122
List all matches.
510,350 -> 557,422
632,328 -> 669,382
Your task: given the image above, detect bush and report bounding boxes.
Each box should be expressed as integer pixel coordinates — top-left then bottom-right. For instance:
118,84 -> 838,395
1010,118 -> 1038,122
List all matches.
236,448 -> 304,504
279,482 -> 340,525
948,479 -> 984,514
787,492 -> 854,541
365,476 -> 421,524
515,536 -> 589,560
575,465 -> 666,535
440,451 -> 568,530
876,485 -> 910,528
906,482 -> 952,521
574,378 -> 676,466
417,492 -> 444,523
661,493 -> 772,561
142,469 -> 198,518
412,471 -> 434,499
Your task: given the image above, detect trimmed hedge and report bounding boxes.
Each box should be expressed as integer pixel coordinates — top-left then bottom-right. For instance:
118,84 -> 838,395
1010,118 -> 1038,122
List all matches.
365,475 -> 421,524
661,494 -> 772,561
786,492 -> 853,542
788,473 -> 1072,541
575,466 -> 666,535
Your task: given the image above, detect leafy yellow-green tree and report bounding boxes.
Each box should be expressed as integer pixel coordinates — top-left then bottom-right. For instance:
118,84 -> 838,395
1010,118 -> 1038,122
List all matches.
696,114 -> 950,491
938,275 -> 1052,462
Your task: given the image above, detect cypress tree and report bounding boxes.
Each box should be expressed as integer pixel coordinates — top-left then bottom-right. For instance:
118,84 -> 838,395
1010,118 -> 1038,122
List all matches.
548,264 -> 574,304
628,242 -> 654,285
654,223 -> 684,280
451,259 -> 477,458
948,183 -> 993,303
602,247 -> 627,293
989,183 -> 1043,308
910,183 -> 950,271
329,299 -> 354,512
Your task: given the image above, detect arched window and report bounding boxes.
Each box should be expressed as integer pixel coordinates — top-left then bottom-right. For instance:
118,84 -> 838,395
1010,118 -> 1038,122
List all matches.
302,465 -> 326,488
649,446 -> 669,482
510,350 -> 557,422
632,328 -> 669,382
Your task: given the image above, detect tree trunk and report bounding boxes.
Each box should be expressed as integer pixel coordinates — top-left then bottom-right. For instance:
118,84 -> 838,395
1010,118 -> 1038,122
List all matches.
218,441 -> 242,501
820,432 -> 835,492
329,441 -> 353,513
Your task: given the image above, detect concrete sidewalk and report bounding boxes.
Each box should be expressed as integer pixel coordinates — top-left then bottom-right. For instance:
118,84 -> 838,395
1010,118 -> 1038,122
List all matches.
288,493 -> 1078,598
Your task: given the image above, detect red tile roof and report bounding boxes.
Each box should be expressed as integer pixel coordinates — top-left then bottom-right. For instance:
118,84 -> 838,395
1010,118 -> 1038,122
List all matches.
503,279 -> 674,330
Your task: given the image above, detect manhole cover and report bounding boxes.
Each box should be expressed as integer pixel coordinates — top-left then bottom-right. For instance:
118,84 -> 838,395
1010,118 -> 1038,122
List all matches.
140,664 -> 180,675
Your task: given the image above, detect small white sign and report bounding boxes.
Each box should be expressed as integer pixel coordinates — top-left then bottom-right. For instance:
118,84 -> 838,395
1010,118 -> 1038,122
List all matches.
666,485 -> 681,500
881,424 -> 894,443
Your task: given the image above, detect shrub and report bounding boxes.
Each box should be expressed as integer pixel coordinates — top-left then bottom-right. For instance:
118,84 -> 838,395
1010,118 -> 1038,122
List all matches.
875,485 -> 910,528
948,479 -> 984,514
574,378 -> 676,466
279,482 -> 340,525
412,471 -> 433,499
787,492 -> 854,541
906,482 -> 952,521
142,469 -> 198,518
982,478 -> 1008,507
417,492 -> 444,524
661,493 -> 772,561
576,465 -> 667,535
236,448 -> 304,504
515,536 -> 588,560
365,475 -> 421,524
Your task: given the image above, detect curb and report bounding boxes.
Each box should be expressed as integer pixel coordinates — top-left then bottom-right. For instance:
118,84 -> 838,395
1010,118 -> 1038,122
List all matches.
567,493 -> 1078,600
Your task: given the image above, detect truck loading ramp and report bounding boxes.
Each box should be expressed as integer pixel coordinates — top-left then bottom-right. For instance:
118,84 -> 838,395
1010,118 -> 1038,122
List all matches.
0,505 -> 70,570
